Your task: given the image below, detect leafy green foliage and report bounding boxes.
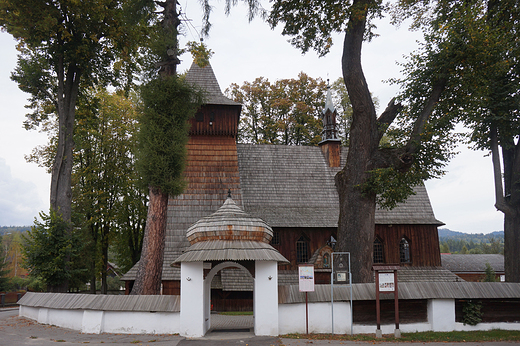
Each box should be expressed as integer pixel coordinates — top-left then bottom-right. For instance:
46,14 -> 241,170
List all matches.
136,76 -> 204,195
10,275 -> 46,292
186,41 -> 214,68
226,73 -> 331,145
0,235 -> 11,291
462,300 -> 483,326
73,89 -> 148,285
483,263 -> 498,282
438,230 -> 504,254
268,0 -> 385,56
362,167 -> 419,210
22,210 -> 88,291
1,0 -> 155,128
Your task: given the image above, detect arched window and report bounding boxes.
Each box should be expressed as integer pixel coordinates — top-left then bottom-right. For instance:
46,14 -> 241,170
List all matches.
373,237 -> 384,264
296,235 -> 309,263
400,237 -> 411,264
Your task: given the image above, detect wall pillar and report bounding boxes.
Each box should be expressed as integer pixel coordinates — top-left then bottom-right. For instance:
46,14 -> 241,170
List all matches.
180,262 -> 205,337
254,260 -> 279,336
82,310 -> 104,334
428,299 -> 455,331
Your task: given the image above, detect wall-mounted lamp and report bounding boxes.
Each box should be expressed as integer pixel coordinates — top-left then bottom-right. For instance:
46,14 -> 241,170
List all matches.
268,276 -> 272,280
186,277 -> 191,281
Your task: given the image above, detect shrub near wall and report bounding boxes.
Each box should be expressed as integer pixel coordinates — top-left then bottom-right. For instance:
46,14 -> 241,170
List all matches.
456,299 -> 520,323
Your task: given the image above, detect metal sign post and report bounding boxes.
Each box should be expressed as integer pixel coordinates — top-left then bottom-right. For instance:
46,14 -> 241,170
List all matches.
331,252 -> 353,335
299,264 -> 315,334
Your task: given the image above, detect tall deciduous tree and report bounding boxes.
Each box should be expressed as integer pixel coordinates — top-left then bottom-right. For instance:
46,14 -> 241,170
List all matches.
227,73 -> 327,145
395,0 -> 520,282
25,89 -> 148,293
0,0 -> 154,291
227,75 -> 356,146
130,0 -> 204,295
200,0 -> 456,282
73,89 -> 147,293
267,0 -> 460,282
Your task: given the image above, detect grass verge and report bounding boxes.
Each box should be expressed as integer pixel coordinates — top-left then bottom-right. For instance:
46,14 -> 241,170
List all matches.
281,330 -> 520,342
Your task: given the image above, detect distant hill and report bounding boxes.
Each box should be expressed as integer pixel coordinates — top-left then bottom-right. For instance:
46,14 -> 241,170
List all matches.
0,226 -> 31,235
438,228 -> 504,241
438,228 -> 504,254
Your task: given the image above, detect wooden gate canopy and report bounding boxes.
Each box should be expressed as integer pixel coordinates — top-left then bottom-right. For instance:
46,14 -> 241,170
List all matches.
173,196 -> 289,265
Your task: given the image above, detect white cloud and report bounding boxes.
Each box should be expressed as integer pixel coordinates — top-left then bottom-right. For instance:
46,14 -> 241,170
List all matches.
0,158 -> 44,226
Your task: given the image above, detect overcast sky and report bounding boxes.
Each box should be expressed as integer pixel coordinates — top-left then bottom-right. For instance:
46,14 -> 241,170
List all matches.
0,1 -> 503,233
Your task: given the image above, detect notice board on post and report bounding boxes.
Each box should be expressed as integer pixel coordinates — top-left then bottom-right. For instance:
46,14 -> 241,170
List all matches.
298,264 -> 315,292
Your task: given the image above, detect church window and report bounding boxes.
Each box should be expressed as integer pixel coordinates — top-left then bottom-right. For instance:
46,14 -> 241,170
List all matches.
296,235 -> 309,263
271,230 -> 280,245
400,237 -> 411,264
373,237 -> 384,264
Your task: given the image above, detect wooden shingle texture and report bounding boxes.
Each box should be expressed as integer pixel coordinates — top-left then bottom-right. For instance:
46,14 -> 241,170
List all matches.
185,197 -> 273,244
122,136 -> 243,281
19,292 -> 180,312
442,254 -> 504,273
185,62 -> 240,106
237,144 -> 443,227
279,282 -> 520,304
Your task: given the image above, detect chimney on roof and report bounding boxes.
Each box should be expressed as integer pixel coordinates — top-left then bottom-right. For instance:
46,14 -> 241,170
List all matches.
319,82 -> 341,167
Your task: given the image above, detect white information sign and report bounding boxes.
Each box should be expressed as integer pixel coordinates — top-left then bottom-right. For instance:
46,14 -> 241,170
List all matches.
298,265 -> 315,292
378,272 -> 395,292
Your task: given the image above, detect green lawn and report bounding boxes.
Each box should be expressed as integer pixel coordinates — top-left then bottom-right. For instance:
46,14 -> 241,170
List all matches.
218,311 -> 254,316
282,330 -> 520,342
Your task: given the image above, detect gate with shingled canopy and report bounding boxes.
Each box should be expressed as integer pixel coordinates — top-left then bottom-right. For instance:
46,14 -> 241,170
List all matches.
173,194 -> 289,337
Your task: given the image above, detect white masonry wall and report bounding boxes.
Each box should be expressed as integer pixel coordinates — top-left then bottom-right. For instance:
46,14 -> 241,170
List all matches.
18,294 -> 520,335
279,301 -> 351,335
428,299 -> 455,331
19,305 -> 180,334
180,261 -> 205,337
254,261 -> 279,336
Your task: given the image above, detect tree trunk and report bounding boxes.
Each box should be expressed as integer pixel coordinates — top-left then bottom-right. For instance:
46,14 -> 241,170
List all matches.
51,60 -> 81,223
335,0 -> 447,283
89,222 -> 98,294
335,0 -> 380,283
130,0 -> 180,295
48,59 -> 82,293
101,224 -> 109,294
504,212 -> 520,282
130,187 -> 169,295
491,127 -> 520,282
502,138 -> 520,282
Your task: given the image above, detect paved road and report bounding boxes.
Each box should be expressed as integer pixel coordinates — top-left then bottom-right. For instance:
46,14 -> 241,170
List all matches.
1,309 -> 516,346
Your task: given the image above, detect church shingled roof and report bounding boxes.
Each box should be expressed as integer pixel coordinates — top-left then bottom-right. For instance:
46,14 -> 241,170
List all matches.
237,144 -> 443,227
184,62 -> 241,106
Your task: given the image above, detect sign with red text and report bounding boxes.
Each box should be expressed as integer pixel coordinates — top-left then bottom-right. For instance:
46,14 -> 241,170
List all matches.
378,272 -> 395,292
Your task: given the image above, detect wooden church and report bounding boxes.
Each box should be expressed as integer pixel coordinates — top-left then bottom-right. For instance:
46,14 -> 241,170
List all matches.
122,62 -> 458,308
